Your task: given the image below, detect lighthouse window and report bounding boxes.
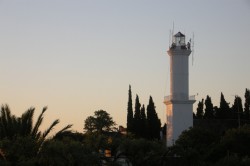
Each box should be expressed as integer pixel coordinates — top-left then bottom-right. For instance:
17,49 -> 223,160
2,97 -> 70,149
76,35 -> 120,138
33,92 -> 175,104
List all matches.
180,37 -> 185,44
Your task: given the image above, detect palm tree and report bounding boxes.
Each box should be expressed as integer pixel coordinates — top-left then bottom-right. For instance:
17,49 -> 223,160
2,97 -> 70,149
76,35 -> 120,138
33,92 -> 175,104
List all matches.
0,104 -> 72,160
0,105 -> 72,140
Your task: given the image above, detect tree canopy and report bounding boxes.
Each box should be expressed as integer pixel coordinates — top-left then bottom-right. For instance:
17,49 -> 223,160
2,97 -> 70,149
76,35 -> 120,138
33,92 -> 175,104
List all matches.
147,96 -> 161,140
218,93 -> 231,119
0,105 -> 72,141
244,89 -> 250,120
0,105 -> 72,165
196,99 -> 204,119
84,110 -> 116,134
127,85 -> 134,133
194,89 -> 250,123
125,86 -> 161,139
133,95 -> 141,137
204,95 -> 214,119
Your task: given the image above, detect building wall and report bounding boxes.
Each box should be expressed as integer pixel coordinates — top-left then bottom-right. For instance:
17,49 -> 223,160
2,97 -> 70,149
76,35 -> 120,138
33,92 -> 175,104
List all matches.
166,41 -> 194,147
166,102 -> 194,146
169,49 -> 191,100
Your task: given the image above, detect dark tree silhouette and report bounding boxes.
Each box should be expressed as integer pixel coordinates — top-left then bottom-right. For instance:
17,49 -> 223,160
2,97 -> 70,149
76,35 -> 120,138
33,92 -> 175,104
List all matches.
231,96 -> 243,127
0,105 -> 72,141
127,85 -> 134,133
244,89 -> 250,120
146,96 -> 161,140
84,110 -> 116,134
217,93 -> 230,119
196,99 -> 204,119
133,95 -> 141,137
140,104 -> 147,138
0,105 -> 72,164
204,95 -> 214,119
231,96 -> 243,121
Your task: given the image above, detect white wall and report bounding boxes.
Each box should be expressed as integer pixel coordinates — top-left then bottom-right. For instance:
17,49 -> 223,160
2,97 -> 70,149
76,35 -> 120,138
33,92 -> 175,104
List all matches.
166,102 -> 194,146
168,49 -> 191,100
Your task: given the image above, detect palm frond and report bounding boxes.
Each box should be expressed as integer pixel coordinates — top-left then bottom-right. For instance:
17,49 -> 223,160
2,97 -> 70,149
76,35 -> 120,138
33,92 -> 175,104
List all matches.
21,108 -> 35,136
0,105 -> 15,138
54,124 -> 73,137
31,107 -> 47,138
0,105 -> 8,138
42,119 -> 59,139
36,131 -> 41,140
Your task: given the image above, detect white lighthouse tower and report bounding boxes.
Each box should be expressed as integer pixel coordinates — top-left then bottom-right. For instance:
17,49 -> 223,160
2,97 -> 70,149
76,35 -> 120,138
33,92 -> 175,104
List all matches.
164,32 -> 195,146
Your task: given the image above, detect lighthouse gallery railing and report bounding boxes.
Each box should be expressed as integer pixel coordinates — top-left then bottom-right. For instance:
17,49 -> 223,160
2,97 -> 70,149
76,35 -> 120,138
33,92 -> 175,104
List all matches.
164,95 -> 195,101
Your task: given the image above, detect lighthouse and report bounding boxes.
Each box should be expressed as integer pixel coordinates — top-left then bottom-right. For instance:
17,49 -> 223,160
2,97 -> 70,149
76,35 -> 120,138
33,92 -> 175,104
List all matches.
164,32 -> 195,146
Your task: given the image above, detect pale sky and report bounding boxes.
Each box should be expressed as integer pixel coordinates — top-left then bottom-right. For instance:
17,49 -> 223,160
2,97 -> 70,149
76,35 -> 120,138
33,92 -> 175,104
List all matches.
0,0 -> 250,134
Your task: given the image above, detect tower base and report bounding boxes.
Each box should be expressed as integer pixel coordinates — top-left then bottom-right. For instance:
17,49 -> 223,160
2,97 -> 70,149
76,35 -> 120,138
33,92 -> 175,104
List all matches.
165,99 -> 195,147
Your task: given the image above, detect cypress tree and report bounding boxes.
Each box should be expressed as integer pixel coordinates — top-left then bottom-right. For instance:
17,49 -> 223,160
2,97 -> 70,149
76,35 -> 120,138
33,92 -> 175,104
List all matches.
218,92 -> 230,119
214,106 -> 220,119
127,85 -> 134,133
244,89 -> 250,120
140,104 -> 147,138
231,96 -> 243,121
134,95 -> 141,136
193,112 -> 197,119
146,96 -> 161,140
204,95 -> 214,119
196,99 -> 204,119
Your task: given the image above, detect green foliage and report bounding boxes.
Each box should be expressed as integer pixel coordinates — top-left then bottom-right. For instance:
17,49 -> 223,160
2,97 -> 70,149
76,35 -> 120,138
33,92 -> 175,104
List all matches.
231,96 -> 243,121
193,112 -> 196,119
197,89 -> 250,122
172,127 -> 219,165
127,85 -> 134,133
0,105 -> 72,165
84,116 -> 96,133
196,99 -> 204,119
133,95 -> 141,137
126,86 -> 161,140
220,125 -> 250,157
119,138 -> 166,166
54,131 -> 84,142
83,132 -> 109,151
146,96 -> 161,140
171,125 -> 250,165
84,110 -> 116,134
214,155 -> 250,166
0,132 -> 102,165
140,105 -> 147,138
38,138 -> 99,166
217,93 -> 231,119
244,89 -> 250,120
204,95 -> 214,119
0,136 -> 39,165
2,88 -> 250,165
0,105 -> 72,141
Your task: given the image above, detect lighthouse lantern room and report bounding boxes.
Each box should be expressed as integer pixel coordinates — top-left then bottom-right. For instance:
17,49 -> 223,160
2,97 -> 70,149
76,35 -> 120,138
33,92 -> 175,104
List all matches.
173,32 -> 186,46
